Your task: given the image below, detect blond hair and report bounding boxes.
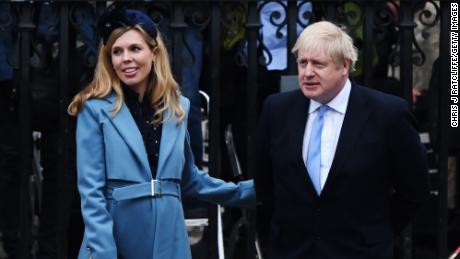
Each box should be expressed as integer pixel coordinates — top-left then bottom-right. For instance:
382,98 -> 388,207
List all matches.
292,21 -> 358,71
68,25 -> 184,125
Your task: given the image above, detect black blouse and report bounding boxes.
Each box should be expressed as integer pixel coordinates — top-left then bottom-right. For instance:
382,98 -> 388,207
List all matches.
122,86 -> 162,179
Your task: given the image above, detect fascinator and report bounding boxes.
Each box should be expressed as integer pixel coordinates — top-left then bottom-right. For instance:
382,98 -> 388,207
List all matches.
97,7 -> 158,44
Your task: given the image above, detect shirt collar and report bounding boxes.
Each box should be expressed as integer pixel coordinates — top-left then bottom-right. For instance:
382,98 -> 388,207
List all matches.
122,84 -> 152,104
122,84 -> 141,104
308,79 -> 351,115
122,84 -> 154,115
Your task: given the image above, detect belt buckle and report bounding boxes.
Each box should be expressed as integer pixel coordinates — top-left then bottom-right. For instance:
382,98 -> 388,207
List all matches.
151,179 -> 156,197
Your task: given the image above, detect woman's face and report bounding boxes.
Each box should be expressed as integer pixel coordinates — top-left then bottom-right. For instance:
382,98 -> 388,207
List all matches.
111,29 -> 157,94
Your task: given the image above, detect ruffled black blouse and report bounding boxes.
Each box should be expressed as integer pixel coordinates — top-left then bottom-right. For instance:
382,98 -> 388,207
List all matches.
123,86 -> 162,178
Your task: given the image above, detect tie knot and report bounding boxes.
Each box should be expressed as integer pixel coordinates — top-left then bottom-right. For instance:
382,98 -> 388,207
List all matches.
318,105 -> 328,116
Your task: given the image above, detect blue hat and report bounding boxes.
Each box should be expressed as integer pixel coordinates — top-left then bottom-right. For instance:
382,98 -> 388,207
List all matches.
97,8 -> 157,44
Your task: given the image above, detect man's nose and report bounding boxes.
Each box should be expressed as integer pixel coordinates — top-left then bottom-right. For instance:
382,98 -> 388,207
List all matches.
301,64 -> 314,78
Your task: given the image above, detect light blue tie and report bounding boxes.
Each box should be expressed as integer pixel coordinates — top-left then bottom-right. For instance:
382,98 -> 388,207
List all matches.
307,105 -> 328,195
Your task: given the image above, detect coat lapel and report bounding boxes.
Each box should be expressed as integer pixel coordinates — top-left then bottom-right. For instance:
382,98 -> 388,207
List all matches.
321,84 -> 372,194
156,108 -> 179,178
102,95 -> 151,177
102,94 -> 182,180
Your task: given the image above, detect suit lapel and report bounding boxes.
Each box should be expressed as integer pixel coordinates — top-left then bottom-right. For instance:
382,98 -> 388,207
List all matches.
321,84 -> 372,194
288,92 -> 320,198
291,93 -> 310,163
102,99 -> 151,177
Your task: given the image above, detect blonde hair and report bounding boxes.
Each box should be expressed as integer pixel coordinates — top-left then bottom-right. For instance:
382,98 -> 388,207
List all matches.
68,25 -> 185,125
292,21 -> 358,71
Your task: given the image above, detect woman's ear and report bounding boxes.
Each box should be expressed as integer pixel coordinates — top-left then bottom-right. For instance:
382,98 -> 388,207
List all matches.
152,47 -> 159,62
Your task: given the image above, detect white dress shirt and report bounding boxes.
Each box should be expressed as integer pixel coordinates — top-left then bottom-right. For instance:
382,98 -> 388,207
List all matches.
302,79 -> 351,190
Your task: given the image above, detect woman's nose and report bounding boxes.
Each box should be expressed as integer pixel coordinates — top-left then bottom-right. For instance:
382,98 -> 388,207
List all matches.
122,52 -> 132,62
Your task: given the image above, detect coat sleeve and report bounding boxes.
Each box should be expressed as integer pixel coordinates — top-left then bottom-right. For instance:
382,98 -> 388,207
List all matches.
180,131 -> 256,208
388,100 -> 430,235
76,101 -> 117,258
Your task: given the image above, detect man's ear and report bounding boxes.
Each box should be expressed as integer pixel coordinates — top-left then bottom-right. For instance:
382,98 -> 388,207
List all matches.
342,58 -> 351,75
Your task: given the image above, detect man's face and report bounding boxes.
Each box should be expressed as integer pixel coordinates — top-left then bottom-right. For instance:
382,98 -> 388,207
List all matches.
297,49 -> 350,103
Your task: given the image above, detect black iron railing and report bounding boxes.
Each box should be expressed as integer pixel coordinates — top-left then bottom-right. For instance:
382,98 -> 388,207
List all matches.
0,1 -> 453,259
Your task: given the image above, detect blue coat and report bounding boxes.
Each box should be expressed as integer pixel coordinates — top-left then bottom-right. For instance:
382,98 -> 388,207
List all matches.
76,93 -> 255,259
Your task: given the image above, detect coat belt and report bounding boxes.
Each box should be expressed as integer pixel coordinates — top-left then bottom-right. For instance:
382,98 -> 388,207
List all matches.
106,180 -> 181,201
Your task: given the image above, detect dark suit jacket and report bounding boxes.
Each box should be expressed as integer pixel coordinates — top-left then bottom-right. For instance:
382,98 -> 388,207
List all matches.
253,83 -> 429,259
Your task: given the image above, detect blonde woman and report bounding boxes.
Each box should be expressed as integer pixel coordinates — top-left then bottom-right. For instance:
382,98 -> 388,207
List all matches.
68,8 -> 255,259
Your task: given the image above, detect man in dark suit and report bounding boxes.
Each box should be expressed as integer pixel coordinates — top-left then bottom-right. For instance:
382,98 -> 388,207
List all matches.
253,21 -> 429,259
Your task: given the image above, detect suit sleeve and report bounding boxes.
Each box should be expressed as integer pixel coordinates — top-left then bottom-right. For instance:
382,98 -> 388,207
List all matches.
253,96 -> 275,246
388,101 -> 430,234
180,131 -> 256,208
76,102 -> 117,258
